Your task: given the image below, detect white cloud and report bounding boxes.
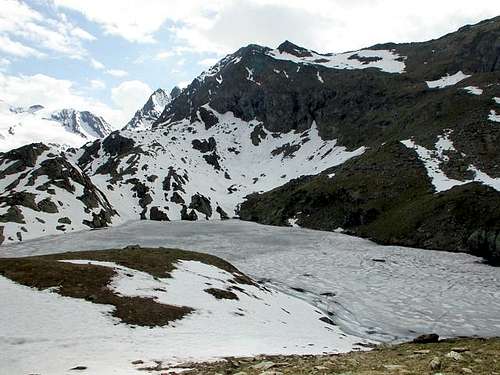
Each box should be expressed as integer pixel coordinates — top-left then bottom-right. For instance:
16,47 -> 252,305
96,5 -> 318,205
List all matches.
90,58 -> 105,70
53,0 -> 500,53
0,35 -> 45,58
176,80 -> 190,89
0,72 -> 122,127
0,58 -> 11,72
155,51 -> 175,60
198,57 -> 218,67
53,0 -> 223,43
89,79 -> 106,90
111,80 -> 152,119
107,69 -> 129,77
0,0 -> 95,59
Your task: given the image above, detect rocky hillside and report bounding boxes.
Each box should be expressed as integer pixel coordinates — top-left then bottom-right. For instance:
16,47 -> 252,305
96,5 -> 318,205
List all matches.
0,101 -> 113,151
0,16 -> 499,262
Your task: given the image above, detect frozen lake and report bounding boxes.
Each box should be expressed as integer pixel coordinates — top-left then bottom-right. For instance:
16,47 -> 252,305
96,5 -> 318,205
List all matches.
2,219 -> 500,342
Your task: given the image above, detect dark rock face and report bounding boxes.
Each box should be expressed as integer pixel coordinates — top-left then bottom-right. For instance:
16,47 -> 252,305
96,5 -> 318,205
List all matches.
189,194 -> 212,219
468,229 -> 500,265
192,137 -> 217,153
150,206 -> 170,221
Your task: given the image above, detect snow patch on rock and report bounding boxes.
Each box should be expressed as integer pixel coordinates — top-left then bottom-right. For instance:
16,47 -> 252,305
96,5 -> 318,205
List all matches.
426,71 -> 471,89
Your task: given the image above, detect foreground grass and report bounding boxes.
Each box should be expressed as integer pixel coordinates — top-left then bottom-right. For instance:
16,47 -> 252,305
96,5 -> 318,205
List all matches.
174,338 -> 500,374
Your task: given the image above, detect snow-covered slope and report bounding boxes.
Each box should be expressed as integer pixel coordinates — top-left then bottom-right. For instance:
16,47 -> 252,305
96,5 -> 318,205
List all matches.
0,143 -> 116,243
0,247 -> 368,374
77,109 -> 364,223
50,108 -> 112,139
0,101 -> 112,152
123,87 -> 180,131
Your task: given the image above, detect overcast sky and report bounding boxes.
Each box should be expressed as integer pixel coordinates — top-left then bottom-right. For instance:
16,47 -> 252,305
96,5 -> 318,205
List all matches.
0,0 -> 499,127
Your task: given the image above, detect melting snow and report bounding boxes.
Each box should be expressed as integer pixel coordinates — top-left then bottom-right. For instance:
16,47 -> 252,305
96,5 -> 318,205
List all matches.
426,71 -> 471,89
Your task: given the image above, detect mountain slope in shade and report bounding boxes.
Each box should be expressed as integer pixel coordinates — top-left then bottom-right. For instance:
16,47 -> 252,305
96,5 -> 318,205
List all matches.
0,16 -> 499,263
123,87 -> 180,131
0,102 -> 113,152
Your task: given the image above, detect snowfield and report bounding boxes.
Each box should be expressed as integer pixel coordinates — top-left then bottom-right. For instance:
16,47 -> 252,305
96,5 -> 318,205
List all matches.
2,220 -> 499,350
1,256 -> 366,374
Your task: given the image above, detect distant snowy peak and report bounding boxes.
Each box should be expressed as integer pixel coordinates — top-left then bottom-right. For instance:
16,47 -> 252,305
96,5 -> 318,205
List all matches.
50,109 -> 113,139
0,103 -> 113,152
124,87 -> 179,131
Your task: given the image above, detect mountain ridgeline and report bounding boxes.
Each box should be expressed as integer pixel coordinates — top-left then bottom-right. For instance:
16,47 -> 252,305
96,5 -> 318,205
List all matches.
0,16 -> 499,263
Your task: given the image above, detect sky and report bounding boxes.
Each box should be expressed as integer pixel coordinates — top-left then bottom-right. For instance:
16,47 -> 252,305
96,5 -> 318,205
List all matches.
0,0 -> 499,128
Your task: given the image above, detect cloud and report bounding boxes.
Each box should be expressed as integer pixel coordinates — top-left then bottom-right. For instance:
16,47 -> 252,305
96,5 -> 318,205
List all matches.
90,58 -> 105,70
52,0 -> 500,53
0,0 -> 95,59
89,79 -> 106,89
0,58 -> 11,72
111,80 -> 152,118
198,57 -> 218,67
0,72 -> 122,127
53,0 -> 222,43
0,35 -> 45,58
155,51 -> 175,60
176,80 -> 190,89
106,69 -> 128,77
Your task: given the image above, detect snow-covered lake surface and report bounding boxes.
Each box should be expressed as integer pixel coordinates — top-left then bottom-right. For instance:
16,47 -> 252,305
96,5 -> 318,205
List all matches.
3,219 -> 500,345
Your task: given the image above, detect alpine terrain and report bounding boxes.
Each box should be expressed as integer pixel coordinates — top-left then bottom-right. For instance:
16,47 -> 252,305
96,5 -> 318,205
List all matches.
0,16 -> 499,266
1,10 -> 500,375
0,101 -> 113,151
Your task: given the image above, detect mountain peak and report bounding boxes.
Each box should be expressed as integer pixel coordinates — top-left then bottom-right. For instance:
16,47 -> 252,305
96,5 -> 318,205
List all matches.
277,40 -> 312,57
123,88 -> 174,131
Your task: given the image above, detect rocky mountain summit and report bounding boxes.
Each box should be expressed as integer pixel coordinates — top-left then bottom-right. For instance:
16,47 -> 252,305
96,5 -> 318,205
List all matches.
0,16 -> 499,262
123,87 -> 180,131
